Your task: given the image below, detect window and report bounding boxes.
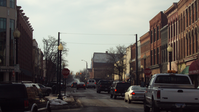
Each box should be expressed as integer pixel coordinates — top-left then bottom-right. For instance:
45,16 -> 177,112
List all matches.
154,28 -> 156,42
168,25 -> 170,39
189,7 -> 191,25
192,5 -> 194,23
0,0 -> 6,6
157,26 -> 159,40
0,18 -> 7,66
10,0 -> 15,9
196,1 -> 198,20
10,19 -> 15,66
174,43 -> 175,61
157,48 -> 159,64
189,32 -> 191,55
151,50 -> 153,65
166,44 -> 167,62
193,30 -> 194,54
186,10 -> 188,27
150,30 -> 153,43
154,49 -> 156,65
155,75 -> 190,84
196,28 -> 198,52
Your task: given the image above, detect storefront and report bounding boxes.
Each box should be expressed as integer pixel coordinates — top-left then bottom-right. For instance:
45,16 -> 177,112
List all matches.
189,60 -> 199,88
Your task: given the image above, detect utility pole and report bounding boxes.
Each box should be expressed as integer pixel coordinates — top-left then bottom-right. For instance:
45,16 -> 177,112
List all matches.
136,34 -> 138,85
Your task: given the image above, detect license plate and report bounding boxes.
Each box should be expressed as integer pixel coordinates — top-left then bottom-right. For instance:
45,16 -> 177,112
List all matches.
175,103 -> 185,108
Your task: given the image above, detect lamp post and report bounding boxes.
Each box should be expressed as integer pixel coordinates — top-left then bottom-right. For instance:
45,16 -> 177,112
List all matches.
143,53 -> 147,83
167,44 -> 173,70
58,43 -> 63,99
13,28 -> 20,82
81,60 -> 88,79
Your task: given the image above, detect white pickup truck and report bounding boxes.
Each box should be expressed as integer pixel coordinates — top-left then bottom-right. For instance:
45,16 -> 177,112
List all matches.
144,73 -> 199,112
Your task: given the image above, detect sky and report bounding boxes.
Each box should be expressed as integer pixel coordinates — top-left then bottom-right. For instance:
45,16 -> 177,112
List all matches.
17,0 -> 179,74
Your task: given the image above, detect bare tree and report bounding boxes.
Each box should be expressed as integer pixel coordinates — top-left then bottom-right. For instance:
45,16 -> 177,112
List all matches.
43,36 -> 68,83
107,45 -> 126,81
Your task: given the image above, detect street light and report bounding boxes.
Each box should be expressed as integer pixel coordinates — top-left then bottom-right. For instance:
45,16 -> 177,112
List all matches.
58,43 -> 63,99
167,44 -> 173,70
13,28 -> 20,82
143,53 -> 147,83
81,60 -> 88,79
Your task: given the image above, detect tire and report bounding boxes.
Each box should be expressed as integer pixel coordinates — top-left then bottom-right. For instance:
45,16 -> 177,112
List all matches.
152,100 -> 160,112
128,96 -> 131,103
97,90 -> 99,93
33,107 -> 38,112
124,97 -> 127,102
113,95 -> 117,99
110,94 -> 113,98
98,91 -> 101,93
46,105 -> 51,112
144,98 -> 150,112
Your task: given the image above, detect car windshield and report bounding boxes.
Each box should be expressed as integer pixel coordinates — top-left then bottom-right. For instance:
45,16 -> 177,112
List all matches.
100,81 -> 111,85
131,86 -> 146,90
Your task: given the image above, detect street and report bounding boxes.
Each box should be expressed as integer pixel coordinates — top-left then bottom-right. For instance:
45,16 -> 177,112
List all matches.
55,88 -> 143,112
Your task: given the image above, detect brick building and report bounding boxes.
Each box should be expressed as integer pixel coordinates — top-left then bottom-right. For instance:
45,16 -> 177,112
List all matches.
149,11 -> 168,75
17,6 -> 33,81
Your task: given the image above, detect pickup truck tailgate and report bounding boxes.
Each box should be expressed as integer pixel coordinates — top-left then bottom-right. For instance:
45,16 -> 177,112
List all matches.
160,89 -> 199,103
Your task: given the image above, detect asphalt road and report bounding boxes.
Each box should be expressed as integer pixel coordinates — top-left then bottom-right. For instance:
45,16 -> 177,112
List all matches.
55,88 -> 144,112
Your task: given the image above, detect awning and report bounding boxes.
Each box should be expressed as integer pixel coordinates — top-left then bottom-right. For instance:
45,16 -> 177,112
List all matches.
180,66 -> 189,75
189,60 -> 199,75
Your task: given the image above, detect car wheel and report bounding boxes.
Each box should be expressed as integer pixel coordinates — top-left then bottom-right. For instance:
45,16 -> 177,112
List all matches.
114,95 -> 117,99
152,99 -> 160,112
33,107 -> 38,112
110,94 -> 113,98
46,105 -> 51,112
128,96 -> 131,103
144,99 -> 150,112
46,90 -> 51,96
97,90 -> 99,93
124,97 -> 127,102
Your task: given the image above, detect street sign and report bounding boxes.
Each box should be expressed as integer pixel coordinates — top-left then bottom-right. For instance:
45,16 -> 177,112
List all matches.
62,68 -> 70,77
144,68 -> 151,76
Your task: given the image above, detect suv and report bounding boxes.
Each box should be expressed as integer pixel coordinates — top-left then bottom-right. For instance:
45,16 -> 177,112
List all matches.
96,80 -> 112,93
86,79 -> 96,88
110,81 -> 130,99
0,82 -> 51,112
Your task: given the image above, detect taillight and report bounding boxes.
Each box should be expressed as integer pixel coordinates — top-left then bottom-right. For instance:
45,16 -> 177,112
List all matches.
131,92 -> 135,95
24,100 -> 29,108
83,84 -> 85,86
100,85 -> 102,87
157,90 -> 160,99
87,82 -> 89,84
115,89 -> 117,92
95,82 -> 96,84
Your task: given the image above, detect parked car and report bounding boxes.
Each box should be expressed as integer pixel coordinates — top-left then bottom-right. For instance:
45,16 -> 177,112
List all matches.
77,82 -> 86,89
86,79 -> 96,88
96,80 -> 112,93
37,83 -> 52,96
144,73 -> 199,112
0,82 -> 51,112
110,81 -> 131,99
124,85 -> 146,103
71,82 -> 77,88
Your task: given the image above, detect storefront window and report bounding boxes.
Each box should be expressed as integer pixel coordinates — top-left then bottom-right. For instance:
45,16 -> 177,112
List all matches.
0,18 -> 6,66
10,19 -> 15,66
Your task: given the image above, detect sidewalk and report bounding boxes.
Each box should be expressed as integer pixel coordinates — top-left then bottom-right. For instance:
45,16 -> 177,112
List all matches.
46,92 -> 83,110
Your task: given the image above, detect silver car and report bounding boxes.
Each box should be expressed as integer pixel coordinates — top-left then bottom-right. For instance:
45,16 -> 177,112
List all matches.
124,85 -> 146,103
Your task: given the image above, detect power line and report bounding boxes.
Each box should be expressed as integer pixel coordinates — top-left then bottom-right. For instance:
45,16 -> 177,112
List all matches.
60,32 -> 135,36
67,42 -> 132,45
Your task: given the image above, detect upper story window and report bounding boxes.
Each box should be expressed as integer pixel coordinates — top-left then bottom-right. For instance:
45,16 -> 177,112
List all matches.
150,30 -> 153,43
10,0 -> 15,9
0,0 -> 6,6
154,28 -> 156,42
157,26 -> 159,40
0,18 -> 6,30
